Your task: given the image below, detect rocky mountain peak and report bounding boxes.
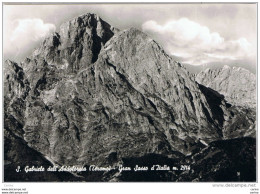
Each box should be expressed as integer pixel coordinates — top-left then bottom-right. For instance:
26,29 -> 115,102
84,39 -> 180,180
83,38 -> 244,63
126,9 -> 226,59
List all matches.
59,13 -> 119,39
196,65 -> 256,108
31,13 -> 119,72
96,25 -> 237,143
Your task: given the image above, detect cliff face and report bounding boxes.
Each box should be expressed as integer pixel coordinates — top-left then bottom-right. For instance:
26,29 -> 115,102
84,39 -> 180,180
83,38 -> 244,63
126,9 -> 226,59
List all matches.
196,65 -> 256,108
4,13 -> 256,181
31,13 -> 119,72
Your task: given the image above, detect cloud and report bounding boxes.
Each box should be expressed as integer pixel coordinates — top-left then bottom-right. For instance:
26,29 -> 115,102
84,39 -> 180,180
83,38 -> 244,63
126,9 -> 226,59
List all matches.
11,18 -> 56,42
142,18 -> 254,66
4,18 -> 56,60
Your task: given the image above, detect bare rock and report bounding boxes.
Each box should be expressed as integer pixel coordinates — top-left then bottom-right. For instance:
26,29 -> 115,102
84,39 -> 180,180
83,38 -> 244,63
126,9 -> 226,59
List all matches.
196,65 -> 256,108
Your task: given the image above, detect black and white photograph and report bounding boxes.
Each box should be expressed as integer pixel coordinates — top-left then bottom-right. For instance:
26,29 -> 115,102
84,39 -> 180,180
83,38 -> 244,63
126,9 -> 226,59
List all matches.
1,1 -> 258,190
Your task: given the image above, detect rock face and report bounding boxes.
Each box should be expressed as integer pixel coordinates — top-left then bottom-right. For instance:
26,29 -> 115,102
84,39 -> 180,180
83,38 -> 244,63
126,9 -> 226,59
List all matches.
196,65 -> 256,108
31,13 -> 119,73
4,13 -> 256,182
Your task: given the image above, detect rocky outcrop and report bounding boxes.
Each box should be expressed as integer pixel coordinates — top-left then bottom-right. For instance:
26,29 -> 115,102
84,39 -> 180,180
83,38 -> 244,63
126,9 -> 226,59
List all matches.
31,13 -> 119,72
4,13 -> 256,182
196,65 -> 256,108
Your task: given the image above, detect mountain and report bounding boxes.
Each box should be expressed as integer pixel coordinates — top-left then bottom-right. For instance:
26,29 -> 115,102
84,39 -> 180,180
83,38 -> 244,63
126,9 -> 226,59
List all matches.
4,13 -> 256,182
181,60 -> 256,74
196,65 -> 256,108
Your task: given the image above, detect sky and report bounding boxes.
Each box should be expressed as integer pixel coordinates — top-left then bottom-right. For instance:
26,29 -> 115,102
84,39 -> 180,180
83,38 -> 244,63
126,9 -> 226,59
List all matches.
3,3 -> 257,71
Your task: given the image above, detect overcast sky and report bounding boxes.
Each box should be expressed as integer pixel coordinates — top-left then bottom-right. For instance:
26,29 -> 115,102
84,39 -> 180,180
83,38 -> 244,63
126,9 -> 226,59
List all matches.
3,3 -> 257,70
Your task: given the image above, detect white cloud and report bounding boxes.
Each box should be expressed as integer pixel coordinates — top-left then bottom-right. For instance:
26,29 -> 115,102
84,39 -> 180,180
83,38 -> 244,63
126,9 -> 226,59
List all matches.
142,18 -> 254,66
11,18 -> 56,42
4,18 -> 56,60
